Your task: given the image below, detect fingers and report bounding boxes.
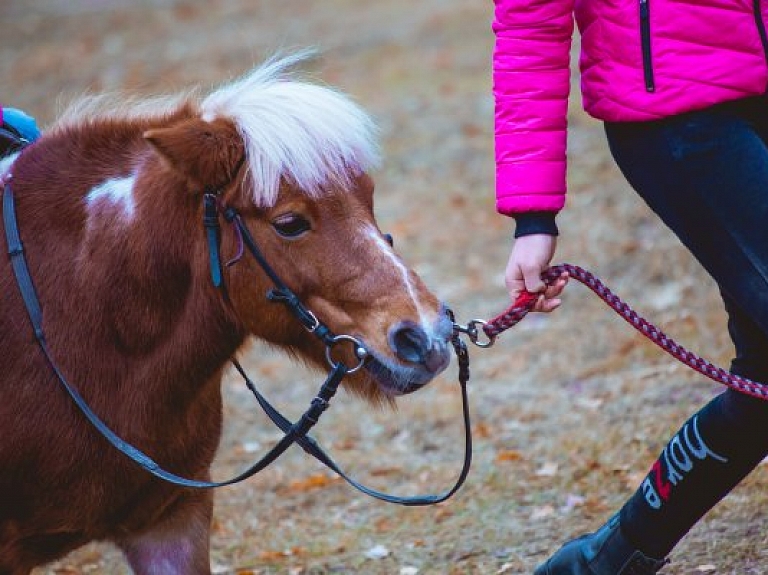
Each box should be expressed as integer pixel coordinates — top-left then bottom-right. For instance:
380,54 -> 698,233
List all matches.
533,295 -> 562,313
531,272 -> 568,313
543,272 -> 568,298
504,234 -> 566,314
522,264 -> 546,294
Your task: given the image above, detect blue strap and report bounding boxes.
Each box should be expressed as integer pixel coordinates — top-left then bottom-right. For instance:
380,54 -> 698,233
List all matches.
3,183 -> 44,341
203,193 -> 223,288
1,107 -> 41,143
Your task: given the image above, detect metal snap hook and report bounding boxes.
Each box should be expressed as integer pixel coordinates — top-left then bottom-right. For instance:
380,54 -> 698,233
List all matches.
453,319 -> 496,348
326,334 -> 368,373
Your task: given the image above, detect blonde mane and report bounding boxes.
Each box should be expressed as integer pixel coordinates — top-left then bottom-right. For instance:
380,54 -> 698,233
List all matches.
201,52 -> 381,205
55,52 -> 381,207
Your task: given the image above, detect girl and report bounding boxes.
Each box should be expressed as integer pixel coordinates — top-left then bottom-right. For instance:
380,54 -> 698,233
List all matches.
493,1 -> 768,573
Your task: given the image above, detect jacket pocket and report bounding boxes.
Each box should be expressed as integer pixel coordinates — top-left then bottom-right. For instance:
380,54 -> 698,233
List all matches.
640,0 -> 655,92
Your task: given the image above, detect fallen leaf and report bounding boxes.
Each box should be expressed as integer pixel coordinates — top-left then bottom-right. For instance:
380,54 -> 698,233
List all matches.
257,550 -> 288,561
495,450 -> 522,463
257,547 -> 305,561
434,507 -> 454,522
365,544 -> 390,559
370,466 -> 404,477
284,474 -> 339,492
375,517 -> 394,532
473,421 -> 491,439
535,462 -> 559,477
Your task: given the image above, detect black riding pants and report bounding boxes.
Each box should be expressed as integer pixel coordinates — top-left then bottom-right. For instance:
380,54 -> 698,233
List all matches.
604,96 -> 768,558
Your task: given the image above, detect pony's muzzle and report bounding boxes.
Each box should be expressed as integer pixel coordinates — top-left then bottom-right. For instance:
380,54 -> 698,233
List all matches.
388,320 -> 450,374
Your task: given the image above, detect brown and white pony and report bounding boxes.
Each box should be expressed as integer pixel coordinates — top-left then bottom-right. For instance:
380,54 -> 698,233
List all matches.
0,53 -> 452,575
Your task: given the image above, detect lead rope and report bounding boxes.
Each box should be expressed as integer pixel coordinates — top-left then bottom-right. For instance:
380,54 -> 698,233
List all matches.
469,263 -> 768,400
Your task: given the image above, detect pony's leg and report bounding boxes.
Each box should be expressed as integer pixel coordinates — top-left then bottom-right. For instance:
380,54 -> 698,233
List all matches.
117,491 -> 214,575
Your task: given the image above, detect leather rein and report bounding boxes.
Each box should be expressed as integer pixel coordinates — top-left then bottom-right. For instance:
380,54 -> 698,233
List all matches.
1,174 -> 474,505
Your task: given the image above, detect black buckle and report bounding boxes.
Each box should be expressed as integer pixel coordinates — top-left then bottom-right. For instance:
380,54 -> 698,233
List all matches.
0,126 -> 26,158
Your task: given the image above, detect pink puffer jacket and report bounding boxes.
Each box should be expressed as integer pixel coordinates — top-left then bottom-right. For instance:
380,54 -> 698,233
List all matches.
494,0 -> 768,216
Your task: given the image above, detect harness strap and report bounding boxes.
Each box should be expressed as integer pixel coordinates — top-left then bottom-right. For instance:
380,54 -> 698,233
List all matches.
203,192 -> 224,288
212,201 -> 474,504
3,181 -> 44,341
233,328 -> 473,506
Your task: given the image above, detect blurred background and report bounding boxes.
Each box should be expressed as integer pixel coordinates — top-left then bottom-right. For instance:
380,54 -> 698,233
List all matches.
3,1 -> 765,573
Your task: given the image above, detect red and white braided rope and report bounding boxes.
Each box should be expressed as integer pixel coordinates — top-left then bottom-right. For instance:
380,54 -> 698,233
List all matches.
484,263 -> 768,400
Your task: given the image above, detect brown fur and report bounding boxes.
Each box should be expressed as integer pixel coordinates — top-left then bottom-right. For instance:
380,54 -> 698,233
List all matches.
0,91 -> 448,574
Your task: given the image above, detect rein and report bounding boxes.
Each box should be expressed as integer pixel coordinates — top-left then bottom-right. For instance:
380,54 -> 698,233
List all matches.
456,263 -> 768,400
6,163 -> 760,507
0,177 -> 473,505
202,190 -> 474,504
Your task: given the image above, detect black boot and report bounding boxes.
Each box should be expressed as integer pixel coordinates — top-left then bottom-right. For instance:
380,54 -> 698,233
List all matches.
533,514 -> 668,574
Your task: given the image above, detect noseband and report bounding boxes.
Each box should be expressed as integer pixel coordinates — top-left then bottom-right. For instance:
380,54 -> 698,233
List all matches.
203,191 -> 369,373
2,174 -> 475,505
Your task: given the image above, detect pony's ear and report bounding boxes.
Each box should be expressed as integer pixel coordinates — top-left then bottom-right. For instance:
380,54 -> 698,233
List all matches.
144,117 -> 244,191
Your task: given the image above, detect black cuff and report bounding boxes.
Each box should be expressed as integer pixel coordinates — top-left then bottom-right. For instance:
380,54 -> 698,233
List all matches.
513,211 -> 559,238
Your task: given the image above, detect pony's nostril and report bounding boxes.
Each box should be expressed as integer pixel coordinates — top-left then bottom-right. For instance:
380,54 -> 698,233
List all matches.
389,322 -> 429,365
424,342 -> 449,373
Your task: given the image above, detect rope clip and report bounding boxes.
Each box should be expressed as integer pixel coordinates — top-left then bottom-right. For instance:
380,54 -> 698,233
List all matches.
452,319 -> 496,348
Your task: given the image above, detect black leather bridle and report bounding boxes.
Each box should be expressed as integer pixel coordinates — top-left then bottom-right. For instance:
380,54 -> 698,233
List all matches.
1,169 -> 474,505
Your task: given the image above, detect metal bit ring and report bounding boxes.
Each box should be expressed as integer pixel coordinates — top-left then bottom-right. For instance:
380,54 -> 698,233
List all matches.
326,334 -> 368,373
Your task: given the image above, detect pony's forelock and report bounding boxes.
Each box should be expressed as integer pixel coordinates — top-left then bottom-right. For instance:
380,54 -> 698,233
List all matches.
46,52 -> 380,206
200,52 -> 380,206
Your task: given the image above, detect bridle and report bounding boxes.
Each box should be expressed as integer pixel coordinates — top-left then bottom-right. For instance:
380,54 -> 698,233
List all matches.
202,191 -> 369,375
1,169 -> 475,505
201,187 -> 475,503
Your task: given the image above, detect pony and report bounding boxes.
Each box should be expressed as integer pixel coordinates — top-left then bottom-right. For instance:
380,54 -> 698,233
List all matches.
0,53 -> 453,575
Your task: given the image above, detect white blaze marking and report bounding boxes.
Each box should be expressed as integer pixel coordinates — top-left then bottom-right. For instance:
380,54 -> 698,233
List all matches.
86,176 -> 136,220
365,225 -> 429,328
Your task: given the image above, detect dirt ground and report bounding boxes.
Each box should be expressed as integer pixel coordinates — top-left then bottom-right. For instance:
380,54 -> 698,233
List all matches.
3,1 -> 768,573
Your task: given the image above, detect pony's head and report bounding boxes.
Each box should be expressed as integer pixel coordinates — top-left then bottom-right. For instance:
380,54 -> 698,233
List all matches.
141,54 -> 453,401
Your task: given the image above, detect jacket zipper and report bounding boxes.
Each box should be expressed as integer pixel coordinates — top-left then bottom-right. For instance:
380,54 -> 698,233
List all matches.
753,0 -> 768,84
639,0 -> 655,92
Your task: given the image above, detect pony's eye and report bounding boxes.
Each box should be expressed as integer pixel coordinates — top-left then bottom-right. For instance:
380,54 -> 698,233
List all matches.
271,213 -> 311,238
383,233 -> 394,247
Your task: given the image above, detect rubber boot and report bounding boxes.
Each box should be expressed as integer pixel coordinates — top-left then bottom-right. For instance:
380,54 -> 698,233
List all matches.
533,514 -> 668,574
